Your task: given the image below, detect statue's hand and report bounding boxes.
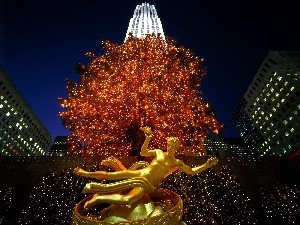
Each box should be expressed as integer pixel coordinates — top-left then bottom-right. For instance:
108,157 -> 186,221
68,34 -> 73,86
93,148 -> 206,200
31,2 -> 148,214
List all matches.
206,157 -> 218,167
74,167 -> 86,176
140,126 -> 152,136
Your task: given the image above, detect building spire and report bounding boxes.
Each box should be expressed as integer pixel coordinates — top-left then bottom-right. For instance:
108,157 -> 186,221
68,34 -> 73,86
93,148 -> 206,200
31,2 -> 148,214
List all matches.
124,2 -> 165,42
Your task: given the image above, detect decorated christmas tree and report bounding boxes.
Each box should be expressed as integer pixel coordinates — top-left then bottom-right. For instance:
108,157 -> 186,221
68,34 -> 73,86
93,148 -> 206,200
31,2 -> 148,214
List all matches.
59,34 -> 223,156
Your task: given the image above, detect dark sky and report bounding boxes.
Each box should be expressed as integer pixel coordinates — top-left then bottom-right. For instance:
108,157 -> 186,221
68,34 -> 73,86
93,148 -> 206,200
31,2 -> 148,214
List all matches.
1,0 -> 299,141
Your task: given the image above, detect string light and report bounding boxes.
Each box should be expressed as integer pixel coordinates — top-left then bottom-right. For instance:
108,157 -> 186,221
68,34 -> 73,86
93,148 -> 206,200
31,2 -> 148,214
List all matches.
10,160 -> 299,224
58,34 -> 223,156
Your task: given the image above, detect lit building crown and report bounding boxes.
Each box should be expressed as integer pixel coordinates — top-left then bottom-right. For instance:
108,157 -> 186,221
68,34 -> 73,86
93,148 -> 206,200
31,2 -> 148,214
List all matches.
124,2 -> 165,41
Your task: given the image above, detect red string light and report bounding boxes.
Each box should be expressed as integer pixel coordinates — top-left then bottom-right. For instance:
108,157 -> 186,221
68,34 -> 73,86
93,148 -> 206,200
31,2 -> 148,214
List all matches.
58,34 -> 223,156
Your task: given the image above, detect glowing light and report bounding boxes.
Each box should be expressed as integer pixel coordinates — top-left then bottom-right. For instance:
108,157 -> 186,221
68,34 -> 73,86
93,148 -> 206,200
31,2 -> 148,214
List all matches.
59,35 -> 223,156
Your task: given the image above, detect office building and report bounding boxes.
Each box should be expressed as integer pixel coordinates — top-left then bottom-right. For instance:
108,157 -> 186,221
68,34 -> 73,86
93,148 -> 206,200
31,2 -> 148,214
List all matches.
232,51 -> 300,155
0,67 -> 52,155
124,2 -> 165,41
224,138 -> 249,156
47,136 -> 69,156
232,97 -> 262,155
204,134 -> 228,156
204,135 -> 249,156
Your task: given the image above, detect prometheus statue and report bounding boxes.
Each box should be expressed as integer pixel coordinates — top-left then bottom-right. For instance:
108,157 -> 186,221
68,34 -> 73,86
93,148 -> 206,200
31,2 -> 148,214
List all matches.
74,126 -> 218,211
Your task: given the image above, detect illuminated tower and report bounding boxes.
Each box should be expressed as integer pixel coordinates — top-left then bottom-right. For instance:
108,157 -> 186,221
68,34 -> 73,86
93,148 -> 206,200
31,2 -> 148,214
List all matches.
124,2 -> 165,41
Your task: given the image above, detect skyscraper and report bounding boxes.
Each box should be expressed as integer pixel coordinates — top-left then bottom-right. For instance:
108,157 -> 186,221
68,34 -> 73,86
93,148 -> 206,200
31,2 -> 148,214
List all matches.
232,51 -> 300,156
0,67 -> 52,156
124,2 -> 165,41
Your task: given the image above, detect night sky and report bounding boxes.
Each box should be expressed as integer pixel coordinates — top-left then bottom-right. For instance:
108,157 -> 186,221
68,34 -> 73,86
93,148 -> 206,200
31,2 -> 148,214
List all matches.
1,0 -> 299,141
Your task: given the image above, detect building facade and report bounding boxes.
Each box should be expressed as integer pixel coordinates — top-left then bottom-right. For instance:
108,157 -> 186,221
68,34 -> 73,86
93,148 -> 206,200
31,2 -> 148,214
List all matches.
232,97 -> 262,155
232,51 -> 300,155
204,134 -> 228,156
0,67 -> 52,155
224,138 -> 249,156
124,2 -> 165,41
47,136 -> 69,156
204,134 -> 249,156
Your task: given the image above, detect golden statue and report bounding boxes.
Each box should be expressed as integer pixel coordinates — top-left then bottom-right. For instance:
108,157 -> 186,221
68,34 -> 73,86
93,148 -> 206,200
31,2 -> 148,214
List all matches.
73,127 -> 218,224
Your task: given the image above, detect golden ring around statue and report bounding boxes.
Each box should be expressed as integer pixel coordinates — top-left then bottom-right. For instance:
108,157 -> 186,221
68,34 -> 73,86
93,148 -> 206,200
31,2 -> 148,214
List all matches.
72,188 -> 184,225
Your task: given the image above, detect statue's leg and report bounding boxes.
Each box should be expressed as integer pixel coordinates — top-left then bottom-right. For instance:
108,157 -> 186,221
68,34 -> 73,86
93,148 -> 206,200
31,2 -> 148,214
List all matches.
75,168 -> 141,180
84,187 -> 145,210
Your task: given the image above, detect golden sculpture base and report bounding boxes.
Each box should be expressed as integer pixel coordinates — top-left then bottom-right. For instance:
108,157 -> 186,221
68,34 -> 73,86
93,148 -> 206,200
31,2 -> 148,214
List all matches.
72,188 -> 184,225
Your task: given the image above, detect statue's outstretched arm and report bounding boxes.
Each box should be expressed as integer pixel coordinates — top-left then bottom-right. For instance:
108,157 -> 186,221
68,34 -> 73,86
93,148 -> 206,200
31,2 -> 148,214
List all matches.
140,126 -> 156,157
179,157 -> 218,175
74,167 -> 140,180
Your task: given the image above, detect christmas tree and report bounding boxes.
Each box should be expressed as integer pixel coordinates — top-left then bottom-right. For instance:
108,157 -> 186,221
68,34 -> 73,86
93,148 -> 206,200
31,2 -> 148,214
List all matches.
59,34 -> 223,156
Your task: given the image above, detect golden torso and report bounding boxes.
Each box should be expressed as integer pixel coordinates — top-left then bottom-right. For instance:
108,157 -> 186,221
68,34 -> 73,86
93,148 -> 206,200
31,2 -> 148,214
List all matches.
140,152 -> 183,187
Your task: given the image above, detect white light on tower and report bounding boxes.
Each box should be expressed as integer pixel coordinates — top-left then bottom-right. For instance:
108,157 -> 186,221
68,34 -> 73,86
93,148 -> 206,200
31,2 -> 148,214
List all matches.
124,2 -> 165,42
